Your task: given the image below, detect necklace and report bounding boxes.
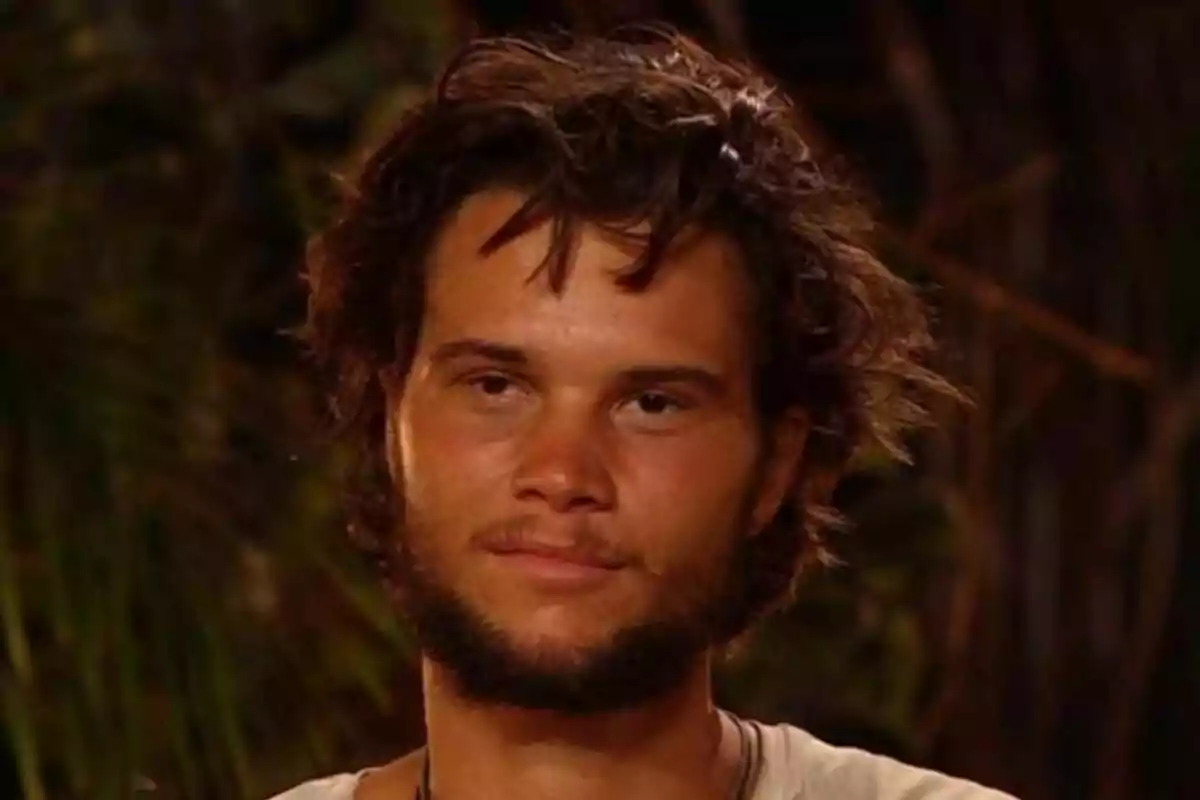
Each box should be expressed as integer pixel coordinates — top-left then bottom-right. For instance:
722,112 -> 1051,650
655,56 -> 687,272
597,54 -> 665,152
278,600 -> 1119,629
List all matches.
413,711 -> 758,800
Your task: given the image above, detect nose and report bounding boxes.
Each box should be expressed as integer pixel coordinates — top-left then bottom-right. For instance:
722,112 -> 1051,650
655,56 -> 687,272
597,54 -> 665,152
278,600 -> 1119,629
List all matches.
510,404 -> 616,514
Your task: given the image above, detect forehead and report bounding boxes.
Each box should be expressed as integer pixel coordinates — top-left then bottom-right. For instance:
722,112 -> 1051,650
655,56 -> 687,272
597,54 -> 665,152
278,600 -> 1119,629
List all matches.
421,188 -> 756,366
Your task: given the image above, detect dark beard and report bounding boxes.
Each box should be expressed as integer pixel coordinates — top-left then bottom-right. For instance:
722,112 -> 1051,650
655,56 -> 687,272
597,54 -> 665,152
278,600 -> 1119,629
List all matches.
390,522 -> 751,715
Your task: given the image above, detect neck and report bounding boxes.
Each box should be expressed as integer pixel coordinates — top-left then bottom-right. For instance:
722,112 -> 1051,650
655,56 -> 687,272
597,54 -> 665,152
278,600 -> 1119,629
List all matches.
418,654 -> 742,800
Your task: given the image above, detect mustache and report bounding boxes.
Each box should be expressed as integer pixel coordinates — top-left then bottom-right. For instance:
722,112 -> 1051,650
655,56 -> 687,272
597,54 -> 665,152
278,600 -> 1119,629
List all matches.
469,515 -> 637,569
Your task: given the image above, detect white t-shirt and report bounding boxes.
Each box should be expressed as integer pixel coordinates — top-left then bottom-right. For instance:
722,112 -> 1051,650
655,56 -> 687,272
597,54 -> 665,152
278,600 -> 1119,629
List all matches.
268,720 -> 1016,799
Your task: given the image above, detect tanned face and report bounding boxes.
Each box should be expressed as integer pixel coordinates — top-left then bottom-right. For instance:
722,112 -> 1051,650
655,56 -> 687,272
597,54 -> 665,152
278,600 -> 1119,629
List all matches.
386,189 -> 803,713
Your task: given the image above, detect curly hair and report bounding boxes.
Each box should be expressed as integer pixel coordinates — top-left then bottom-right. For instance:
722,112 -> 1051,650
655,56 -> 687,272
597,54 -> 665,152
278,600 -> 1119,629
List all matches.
301,27 -> 953,634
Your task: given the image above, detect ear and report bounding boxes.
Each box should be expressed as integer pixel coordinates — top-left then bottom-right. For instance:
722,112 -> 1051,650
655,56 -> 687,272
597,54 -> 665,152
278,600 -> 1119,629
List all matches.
749,410 -> 810,535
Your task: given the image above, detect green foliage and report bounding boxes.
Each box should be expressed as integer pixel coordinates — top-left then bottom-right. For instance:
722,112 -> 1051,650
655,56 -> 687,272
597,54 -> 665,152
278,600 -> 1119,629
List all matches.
720,470 -> 956,755
1,2 -> 445,797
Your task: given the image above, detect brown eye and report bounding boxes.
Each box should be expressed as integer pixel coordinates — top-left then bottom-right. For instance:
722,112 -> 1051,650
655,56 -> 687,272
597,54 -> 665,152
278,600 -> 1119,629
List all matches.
635,392 -> 678,415
459,372 -> 529,412
613,389 -> 693,432
472,374 -> 513,396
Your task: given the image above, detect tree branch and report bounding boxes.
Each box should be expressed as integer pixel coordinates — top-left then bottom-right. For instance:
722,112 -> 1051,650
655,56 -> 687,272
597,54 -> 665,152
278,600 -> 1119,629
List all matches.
879,229 -> 1156,385
870,0 -> 961,204
1095,367 -> 1198,799
915,152 -> 1060,242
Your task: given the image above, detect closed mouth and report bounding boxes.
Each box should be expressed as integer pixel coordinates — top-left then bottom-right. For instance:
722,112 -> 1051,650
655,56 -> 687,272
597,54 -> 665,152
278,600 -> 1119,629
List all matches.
485,541 -> 626,570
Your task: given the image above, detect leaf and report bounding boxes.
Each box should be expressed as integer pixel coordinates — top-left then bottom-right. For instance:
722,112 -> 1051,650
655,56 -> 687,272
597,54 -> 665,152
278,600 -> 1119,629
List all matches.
1,676 -> 45,800
266,39 -> 382,121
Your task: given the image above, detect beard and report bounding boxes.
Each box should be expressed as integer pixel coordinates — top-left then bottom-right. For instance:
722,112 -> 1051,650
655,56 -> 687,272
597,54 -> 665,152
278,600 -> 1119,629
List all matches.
388,510 -> 754,716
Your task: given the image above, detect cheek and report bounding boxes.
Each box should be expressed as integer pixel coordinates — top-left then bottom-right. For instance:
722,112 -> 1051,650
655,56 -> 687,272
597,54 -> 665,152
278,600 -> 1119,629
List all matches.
620,427 -> 760,561
398,399 -> 514,516
397,403 -> 513,584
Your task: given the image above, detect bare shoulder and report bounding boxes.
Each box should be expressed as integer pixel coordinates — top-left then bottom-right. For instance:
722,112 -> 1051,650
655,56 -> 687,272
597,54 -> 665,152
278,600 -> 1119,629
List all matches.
757,722 -> 1018,800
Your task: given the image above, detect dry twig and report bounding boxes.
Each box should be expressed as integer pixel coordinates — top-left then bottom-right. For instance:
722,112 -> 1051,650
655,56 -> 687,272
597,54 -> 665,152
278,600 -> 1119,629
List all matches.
880,229 -> 1156,386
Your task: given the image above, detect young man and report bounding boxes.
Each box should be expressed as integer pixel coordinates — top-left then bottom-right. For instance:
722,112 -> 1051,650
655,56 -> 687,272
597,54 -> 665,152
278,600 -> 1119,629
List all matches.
278,27 -> 1013,800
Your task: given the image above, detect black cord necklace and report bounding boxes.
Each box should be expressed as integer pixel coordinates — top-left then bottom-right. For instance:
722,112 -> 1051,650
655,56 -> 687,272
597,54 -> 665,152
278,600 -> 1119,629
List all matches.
413,711 -> 758,800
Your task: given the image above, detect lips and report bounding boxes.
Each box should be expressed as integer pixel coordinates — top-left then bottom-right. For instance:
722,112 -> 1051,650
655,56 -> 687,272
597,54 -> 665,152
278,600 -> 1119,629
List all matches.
485,539 -> 626,570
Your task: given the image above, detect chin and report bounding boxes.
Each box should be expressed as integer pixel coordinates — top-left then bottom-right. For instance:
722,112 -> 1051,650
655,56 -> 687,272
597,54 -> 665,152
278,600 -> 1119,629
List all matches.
506,629 -> 615,667
400,562 -> 712,712
517,598 -> 625,629
451,613 -> 706,713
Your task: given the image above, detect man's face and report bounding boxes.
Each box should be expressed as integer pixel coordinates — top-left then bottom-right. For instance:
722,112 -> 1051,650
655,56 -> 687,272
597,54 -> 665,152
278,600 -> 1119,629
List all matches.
388,189 -> 799,712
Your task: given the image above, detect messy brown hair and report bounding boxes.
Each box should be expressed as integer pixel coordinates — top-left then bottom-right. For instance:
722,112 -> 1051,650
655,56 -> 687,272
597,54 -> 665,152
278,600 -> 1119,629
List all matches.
301,26 -> 952,635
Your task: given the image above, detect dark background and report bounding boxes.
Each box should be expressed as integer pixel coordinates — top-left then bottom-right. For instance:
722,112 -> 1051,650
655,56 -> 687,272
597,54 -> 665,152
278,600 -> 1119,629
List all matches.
3,1 -> 1197,798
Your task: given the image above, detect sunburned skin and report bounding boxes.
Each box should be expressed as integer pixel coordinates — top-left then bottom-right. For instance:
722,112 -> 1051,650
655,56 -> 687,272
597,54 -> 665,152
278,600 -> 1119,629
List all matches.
364,188 -> 805,800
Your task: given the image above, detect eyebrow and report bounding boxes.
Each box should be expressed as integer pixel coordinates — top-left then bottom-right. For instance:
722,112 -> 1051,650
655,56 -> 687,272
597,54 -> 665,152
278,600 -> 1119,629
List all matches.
428,338 -> 728,396
429,338 -> 529,367
616,366 -> 727,397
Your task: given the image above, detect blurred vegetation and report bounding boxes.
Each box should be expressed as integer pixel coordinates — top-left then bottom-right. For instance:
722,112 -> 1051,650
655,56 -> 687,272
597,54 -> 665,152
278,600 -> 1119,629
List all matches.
3,1 -> 1198,799
1,3 -> 443,798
